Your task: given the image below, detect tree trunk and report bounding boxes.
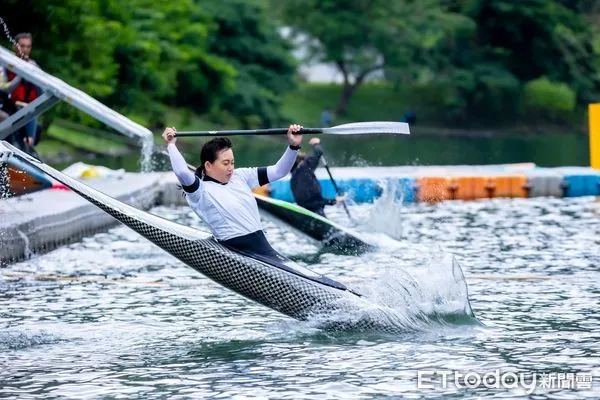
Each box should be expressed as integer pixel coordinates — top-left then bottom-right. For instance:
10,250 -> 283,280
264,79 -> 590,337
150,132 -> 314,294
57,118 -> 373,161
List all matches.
334,61 -> 384,116
335,82 -> 357,116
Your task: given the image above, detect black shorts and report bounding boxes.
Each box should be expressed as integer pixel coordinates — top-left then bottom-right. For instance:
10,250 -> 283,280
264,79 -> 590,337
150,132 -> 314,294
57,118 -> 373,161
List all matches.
219,230 -> 281,259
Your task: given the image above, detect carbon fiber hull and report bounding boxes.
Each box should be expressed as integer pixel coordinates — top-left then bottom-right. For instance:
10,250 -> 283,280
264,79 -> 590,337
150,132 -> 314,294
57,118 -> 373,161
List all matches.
1,142 -> 365,321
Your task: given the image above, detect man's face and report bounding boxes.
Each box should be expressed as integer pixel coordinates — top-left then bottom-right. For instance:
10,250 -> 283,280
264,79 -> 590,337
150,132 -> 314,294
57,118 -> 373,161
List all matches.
15,38 -> 32,59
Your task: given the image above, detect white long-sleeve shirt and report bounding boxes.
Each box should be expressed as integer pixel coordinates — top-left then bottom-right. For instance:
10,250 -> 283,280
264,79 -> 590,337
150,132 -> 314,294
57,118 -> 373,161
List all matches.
168,143 -> 298,240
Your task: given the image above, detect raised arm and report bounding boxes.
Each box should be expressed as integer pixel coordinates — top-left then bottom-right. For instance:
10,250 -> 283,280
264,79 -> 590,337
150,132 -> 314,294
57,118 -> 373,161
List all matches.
260,124 -> 304,184
163,127 -> 198,191
167,143 -> 196,186
303,141 -> 323,172
265,145 -> 299,183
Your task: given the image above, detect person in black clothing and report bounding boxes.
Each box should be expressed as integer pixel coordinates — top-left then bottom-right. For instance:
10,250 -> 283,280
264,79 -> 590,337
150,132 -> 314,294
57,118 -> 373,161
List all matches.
290,138 -> 344,217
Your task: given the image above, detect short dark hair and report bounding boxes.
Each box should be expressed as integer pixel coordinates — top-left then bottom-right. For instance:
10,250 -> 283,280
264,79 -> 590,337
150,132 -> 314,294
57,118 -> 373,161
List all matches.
195,137 -> 232,176
15,33 -> 32,42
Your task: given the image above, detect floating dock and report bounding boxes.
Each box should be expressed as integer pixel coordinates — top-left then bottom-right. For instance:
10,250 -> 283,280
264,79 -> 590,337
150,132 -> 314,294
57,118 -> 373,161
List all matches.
1,162 -> 599,265
267,164 -> 600,204
0,172 -> 182,265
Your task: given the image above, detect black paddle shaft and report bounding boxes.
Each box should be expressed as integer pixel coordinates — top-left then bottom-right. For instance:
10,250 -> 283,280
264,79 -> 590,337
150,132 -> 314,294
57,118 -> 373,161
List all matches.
321,153 -> 354,221
176,128 -> 323,137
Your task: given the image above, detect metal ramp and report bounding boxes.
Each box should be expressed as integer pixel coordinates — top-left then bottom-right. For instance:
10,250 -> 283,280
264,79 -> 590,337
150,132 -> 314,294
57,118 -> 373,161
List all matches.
0,45 -> 151,142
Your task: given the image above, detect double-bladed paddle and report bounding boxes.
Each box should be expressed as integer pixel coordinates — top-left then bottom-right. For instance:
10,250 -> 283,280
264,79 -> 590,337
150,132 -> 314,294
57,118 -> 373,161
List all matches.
174,121 -> 410,137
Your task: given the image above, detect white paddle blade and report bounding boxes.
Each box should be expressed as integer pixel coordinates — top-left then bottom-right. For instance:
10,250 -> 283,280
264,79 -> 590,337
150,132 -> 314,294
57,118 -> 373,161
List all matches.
325,121 -> 410,135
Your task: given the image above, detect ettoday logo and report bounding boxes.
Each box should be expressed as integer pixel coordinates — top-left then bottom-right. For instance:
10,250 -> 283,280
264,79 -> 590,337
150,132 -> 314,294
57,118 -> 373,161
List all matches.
417,370 -> 593,394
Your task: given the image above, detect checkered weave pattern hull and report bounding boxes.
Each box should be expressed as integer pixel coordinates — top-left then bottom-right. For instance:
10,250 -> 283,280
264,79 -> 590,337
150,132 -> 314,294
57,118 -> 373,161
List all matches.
4,144 -> 372,322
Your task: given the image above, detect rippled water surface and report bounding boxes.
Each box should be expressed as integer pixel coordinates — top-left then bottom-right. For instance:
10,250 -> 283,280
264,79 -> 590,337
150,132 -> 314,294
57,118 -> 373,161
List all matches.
1,195 -> 599,399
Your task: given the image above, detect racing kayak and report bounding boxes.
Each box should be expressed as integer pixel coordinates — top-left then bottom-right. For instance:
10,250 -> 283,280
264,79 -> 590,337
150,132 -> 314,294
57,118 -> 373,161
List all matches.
0,141 -> 365,322
254,194 -> 375,255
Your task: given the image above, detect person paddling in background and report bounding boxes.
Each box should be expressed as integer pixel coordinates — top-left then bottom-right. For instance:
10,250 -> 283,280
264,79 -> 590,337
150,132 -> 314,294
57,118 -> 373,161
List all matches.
163,124 -> 303,258
290,137 -> 344,218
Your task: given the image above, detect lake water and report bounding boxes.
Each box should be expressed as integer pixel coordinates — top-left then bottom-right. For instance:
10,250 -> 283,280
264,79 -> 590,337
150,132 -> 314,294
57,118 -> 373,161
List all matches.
71,131 -> 590,173
1,194 -> 599,398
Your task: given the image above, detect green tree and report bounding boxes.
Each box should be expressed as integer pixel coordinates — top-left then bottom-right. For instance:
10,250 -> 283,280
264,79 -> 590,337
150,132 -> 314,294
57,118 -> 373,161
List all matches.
415,0 -> 599,123
272,0 -> 471,116
203,0 -> 297,128
100,0 -> 235,126
460,0 -> 599,103
0,0 -> 236,128
1,0 -> 122,98
523,77 -> 576,121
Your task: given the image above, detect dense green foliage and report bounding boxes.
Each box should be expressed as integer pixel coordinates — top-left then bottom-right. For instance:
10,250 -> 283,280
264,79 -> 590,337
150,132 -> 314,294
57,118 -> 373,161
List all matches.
523,77 -> 577,121
0,0 -> 294,128
0,0 -> 599,130
203,0 -> 297,128
272,0 -> 477,116
274,0 -> 600,124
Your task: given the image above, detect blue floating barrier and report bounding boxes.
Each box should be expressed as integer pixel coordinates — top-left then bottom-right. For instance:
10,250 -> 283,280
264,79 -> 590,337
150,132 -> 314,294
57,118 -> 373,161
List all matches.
268,180 -> 295,202
268,176 -> 417,204
563,174 -> 600,197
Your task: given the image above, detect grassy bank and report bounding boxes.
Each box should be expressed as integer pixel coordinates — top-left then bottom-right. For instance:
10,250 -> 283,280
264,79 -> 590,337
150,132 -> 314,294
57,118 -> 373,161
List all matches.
35,121 -> 136,166
282,83 -> 588,135
281,83 -> 419,127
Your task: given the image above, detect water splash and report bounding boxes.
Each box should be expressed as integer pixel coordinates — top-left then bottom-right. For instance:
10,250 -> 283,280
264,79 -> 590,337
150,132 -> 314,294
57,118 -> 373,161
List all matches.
16,228 -> 32,259
0,161 -> 11,199
306,254 -> 477,334
347,177 -> 414,243
0,16 -> 17,47
0,330 -> 63,351
139,135 -> 154,173
360,178 -> 408,240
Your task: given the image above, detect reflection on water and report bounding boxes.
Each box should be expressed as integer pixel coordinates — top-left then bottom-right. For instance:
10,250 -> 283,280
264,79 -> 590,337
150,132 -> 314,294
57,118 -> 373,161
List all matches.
1,197 -> 599,398
61,132 -> 590,172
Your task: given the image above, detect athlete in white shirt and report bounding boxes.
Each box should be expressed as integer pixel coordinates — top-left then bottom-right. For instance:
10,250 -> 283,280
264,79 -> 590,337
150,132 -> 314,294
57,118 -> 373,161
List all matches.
163,124 -> 303,258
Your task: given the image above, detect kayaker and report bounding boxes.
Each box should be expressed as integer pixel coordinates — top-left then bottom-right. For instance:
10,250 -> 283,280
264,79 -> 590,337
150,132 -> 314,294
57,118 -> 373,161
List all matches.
163,124 -> 303,257
290,137 -> 344,217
